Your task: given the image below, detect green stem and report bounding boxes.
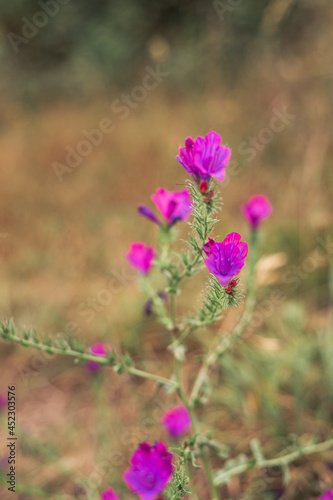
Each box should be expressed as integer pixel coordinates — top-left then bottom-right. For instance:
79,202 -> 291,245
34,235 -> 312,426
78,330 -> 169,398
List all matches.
170,282 -> 219,499
127,366 -> 176,387
0,324 -> 177,388
189,230 -> 259,406
92,373 -> 109,459
170,293 -> 176,329
214,438 -> 333,486
175,359 -> 219,500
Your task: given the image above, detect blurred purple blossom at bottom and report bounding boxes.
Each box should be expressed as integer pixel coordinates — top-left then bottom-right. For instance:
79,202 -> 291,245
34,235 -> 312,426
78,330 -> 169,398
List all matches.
319,490 -> 333,500
123,441 -> 173,500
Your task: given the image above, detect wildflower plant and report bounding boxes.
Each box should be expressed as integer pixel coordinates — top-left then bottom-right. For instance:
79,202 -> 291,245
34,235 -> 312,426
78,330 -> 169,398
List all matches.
1,130 -> 333,499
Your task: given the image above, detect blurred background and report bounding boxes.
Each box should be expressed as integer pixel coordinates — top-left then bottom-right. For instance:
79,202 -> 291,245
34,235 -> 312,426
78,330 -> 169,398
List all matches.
0,0 -> 333,498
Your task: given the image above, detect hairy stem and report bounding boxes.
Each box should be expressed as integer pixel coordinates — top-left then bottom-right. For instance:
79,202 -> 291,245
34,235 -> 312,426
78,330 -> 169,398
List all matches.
214,438 -> 333,486
175,358 -> 219,500
0,323 -> 177,388
189,230 -> 258,406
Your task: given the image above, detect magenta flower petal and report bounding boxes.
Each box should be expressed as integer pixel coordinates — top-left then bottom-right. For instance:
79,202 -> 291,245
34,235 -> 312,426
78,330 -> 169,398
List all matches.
241,195 -> 272,230
319,491 -> 333,500
127,242 -> 155,274
161,406 -> 192,438
203,233 -> 248,286
138,205 -> 161,225
151,188 -> 192,225
123,441 -> 173,500
319,490 -> 333,500
177,131 -> 231,183
101,487 -> 119,500
0,393 -> 6,411
86,342 -> 109,373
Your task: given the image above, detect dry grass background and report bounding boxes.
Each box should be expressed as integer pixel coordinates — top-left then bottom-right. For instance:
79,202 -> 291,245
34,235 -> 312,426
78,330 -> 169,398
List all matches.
1,2 -> 333,498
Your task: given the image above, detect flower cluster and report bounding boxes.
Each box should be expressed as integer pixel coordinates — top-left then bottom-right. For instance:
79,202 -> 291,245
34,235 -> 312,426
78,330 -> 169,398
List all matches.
126,131 -> 257,286
100,405 -> 191,499
116,131 -> 273,499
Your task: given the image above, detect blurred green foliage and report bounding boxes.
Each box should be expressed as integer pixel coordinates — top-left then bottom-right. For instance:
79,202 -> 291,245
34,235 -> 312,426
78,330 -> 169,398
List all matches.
0,0 -> 330,100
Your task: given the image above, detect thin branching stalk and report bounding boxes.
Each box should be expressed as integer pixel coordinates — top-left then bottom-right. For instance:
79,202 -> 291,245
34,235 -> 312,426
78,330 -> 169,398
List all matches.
0,321 -> 177,389
214,438 -> 333,486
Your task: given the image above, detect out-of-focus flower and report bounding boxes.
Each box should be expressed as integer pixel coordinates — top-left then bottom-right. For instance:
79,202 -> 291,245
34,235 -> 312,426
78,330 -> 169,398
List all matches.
139,188 -> 192,226
143,299 -> 154,316
127,242 -> 155,274
203,233 -> 248,286
143,291 -> 168,316
319,490 -> 333,500
0,393 -> 6,411
241,195 -> 272,230
161,406 -> 192,438
86,343 -> 109,373
157,291 -> 168,301
101,487 -> 119,500
123,442 -> 173,500
177,131 -> 231,183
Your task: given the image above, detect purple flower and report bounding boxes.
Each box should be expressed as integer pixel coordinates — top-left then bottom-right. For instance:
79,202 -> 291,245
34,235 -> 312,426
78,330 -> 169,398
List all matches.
241,195 -> 272,230
161,406 -> 192,439
101,487 -> 119,500
319,490 -> 333,500
138,205 -> 161,225
86,343 -> 109,373
203,232 -> 248,286
123,441 -> 173,500
177,131 -> 231,182
0,393 -> 6,411
127,242 -> 155,274
139,188 -> 192,226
